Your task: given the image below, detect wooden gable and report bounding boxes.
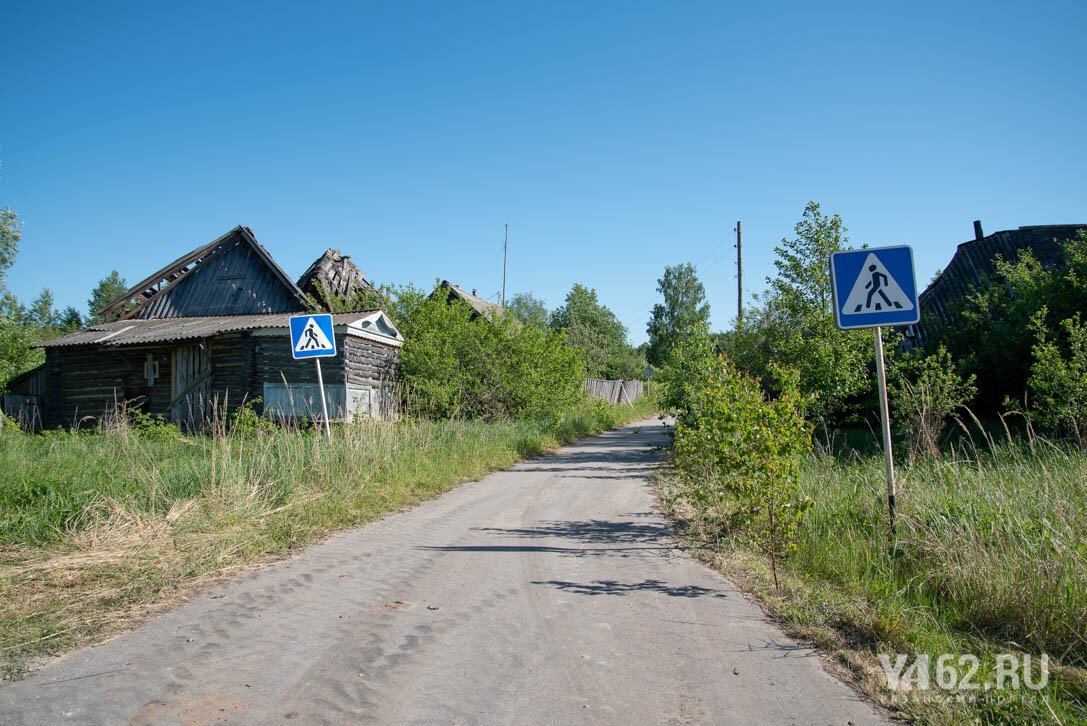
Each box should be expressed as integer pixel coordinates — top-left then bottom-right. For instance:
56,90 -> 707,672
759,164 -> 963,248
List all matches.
96,226 -> 309,321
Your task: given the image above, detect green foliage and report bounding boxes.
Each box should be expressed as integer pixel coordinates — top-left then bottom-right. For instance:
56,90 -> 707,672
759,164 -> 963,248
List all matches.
228,397 -> 277,437
664,436 -> 1087,723
653,322 -> 717,417
937,230 -> 1087,411
766,202 -> 869,419
398,294 -> 585,423
1027,310 -> 1087,446
645,263 -> 710,367
889,346 -> 977,460
0,208 -> 18,281
720,202 -> 871,422
550,283 -> 643,380
87,270 -> 130,323
672,357 -> 813,588
0,398 -> 653,674
507,292 -> 549,328
0,159 -> 20,288
127,409 -> 183,441
0,316 -> 43,390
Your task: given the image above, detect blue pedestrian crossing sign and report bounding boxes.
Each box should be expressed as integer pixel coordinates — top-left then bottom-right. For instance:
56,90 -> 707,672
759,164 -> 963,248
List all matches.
289,314 -> 337,359
830,245 -> 920,330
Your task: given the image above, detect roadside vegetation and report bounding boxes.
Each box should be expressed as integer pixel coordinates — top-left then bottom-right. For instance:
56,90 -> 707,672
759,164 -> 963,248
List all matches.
0,172 -> 662,678
0,396 -> 656,679
652,204 -> 1086,724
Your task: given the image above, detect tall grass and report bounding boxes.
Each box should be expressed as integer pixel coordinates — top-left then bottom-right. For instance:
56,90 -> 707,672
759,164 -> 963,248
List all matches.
0,397 -> 656,678
660,426 -> 1087,724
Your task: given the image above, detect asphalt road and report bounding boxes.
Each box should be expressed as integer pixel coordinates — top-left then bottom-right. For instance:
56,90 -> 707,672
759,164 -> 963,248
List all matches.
0,418 -> 887,725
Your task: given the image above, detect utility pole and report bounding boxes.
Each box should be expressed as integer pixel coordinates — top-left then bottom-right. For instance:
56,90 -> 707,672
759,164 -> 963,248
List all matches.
502,223 -> 508,308
735,220 -> 743,327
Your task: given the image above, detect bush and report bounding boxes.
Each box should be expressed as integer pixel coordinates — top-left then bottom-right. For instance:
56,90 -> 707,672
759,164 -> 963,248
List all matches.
672,357 -> 813,588
397,295 -> 585,424
1028,310 -> 1087,446
890,346 -> 977,460
653,323 -> 717,418
936,230 -> 1087,411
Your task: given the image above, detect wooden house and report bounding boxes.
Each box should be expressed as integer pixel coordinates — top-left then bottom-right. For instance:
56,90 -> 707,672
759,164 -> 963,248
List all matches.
5,226 -> 402,429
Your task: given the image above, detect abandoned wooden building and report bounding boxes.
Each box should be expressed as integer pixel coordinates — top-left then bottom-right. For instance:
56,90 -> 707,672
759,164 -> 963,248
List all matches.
901,222 -> 1086,352
3,226 -> 402,429
432,280 -> 508,321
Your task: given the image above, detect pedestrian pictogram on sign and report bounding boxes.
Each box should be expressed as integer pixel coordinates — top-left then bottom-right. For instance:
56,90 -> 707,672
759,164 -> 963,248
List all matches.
830,246 -> 919,330
841,253 -> 914,314
289,314 -> 337,359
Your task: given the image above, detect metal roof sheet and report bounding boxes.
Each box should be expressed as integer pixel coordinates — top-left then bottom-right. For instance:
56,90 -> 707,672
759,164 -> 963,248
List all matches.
36,312 -> 382,348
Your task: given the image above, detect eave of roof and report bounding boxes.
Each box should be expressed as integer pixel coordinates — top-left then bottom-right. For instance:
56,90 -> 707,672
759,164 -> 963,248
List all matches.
35,311 -> 384,349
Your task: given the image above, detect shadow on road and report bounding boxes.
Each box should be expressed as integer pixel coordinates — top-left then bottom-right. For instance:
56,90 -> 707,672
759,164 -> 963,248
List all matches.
473,519 -> 672,544
512,425 -> 669,481
530,578 -> 727,599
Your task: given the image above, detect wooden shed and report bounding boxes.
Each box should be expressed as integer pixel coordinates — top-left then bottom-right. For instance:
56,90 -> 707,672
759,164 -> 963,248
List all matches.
9,226 -> 403,428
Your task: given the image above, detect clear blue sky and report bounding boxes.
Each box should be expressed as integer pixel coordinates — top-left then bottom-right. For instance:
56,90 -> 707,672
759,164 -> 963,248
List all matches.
2,1 -> 1085,344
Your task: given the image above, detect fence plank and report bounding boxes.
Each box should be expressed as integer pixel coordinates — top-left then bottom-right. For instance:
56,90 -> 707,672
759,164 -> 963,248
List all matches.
584,378 -> 644,405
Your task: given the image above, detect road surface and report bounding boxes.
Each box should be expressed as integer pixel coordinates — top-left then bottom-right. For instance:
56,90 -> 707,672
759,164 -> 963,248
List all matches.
0,418 -> 887,725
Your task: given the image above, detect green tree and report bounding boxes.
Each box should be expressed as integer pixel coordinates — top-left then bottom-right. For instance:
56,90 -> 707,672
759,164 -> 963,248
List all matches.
0,159 -> 20,285
749,202 -> 871,421
550,284 -> 640,379
87,270 -> 130,323
58,306 -> 83,332
0,159 -> 41,388
397,293 -> 584,422
507,292 -> 549,328
645,263 -> 710,367
27,289 -> 58,329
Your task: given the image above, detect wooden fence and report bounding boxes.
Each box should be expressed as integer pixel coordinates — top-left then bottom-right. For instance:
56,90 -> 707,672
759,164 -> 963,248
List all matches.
584,378 -> 644,406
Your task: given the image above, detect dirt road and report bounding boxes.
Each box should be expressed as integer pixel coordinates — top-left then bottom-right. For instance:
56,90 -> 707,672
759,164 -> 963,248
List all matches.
0,418 -> 886,725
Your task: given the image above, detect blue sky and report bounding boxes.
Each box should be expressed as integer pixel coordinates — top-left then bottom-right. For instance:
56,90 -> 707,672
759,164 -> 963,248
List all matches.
2,0 -> 1084,344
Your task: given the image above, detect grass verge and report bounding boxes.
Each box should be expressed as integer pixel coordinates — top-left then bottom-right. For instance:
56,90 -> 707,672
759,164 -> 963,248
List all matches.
0,397 -> 657,679
657,434 -> 1087,725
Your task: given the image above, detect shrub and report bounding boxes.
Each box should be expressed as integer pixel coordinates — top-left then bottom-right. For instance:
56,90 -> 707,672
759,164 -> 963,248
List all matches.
653,323 -> 717,418
397,295 -> 585,424
890,346 -> 977,460
672,358 -> 813,588
1027,310 -> 1087,446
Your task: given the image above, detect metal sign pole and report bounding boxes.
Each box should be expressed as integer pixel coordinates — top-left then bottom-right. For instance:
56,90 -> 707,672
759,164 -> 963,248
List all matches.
315,358 -> 331,440
873,326 -> 896,534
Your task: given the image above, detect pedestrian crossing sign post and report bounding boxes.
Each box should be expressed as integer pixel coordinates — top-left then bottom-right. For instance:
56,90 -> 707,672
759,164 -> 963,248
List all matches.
829,245 -> 920,542
288,314 -> 337,440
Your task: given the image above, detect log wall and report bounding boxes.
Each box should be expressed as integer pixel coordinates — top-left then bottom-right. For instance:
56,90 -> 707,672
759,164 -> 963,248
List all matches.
39,331 -> 400,428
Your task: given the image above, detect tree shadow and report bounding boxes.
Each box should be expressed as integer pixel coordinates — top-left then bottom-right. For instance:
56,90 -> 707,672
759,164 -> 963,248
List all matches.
472,518 -> 673,545
531,578 -> 727,599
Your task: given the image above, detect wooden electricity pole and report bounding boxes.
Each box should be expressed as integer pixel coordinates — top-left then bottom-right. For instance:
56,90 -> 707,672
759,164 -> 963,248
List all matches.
502,223 -> 508,308
735,220 -> 743,327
